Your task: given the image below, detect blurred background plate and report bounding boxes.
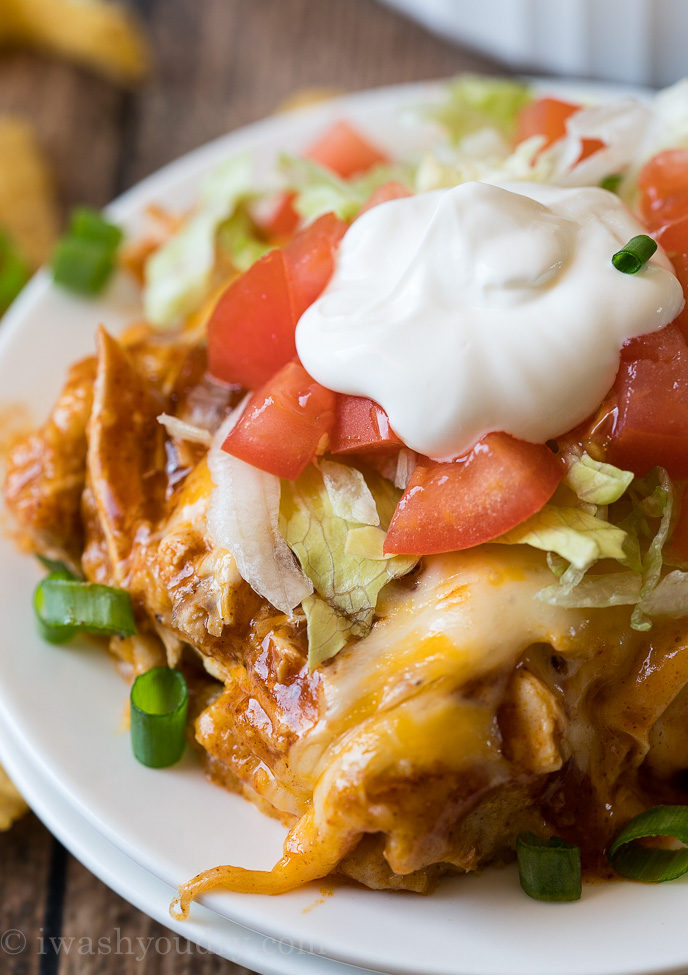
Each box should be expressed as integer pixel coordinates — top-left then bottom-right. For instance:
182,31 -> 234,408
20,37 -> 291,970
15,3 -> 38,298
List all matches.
378,0 -> 688,87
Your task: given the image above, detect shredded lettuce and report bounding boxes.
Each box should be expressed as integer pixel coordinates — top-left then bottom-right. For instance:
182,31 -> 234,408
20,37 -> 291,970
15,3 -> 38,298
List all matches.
143,155 -> 254,328
216,205 -> 273,272
564,452 -> 634,505
345,526 -> 389,560
534,467 -> 680,629
497,505 -> 630,570
280,462 -> 416,670
279,155 -> 414,223
429,75 -> 532,144
640,570 -> 688,618
537,571 -> 642,610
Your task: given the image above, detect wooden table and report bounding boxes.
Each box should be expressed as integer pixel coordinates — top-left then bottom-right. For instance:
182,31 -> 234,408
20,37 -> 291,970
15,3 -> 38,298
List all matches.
0,2 -> 504,971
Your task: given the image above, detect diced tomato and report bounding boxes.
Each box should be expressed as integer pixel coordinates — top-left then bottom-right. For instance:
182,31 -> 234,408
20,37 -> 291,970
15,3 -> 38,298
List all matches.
638,149 -> 688,230
282,211 -> 347,318
670,485 -> 688,562
306,120 -> 388,178
262,122 -> 387,239
263,192 -> 300,239
669,251 -> 688,341
383,433 -> 563,556
208,213 -> 347,389
221,361 -> 336,480
358,181 -> 412,217
606,323 -> 688,479
330,395 -> 402,454
208,248 -> 295,391
653,221 -> 688,341
515,97 -> 604,161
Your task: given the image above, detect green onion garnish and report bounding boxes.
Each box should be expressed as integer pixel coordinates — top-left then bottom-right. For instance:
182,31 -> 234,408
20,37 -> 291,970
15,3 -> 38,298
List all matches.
516,832 -> 582,901
130,667 -> 188,768
52,237 -> 116,295
600,173 -> 622,194
0,230 -> 30,314
36,555 -> 77,577
51,207 -> 123,295
612,234 -> 658,274
69,206 -> 123,251
33,578 -> 136,642
608,805 -> 688,882
34,569 -> 79,643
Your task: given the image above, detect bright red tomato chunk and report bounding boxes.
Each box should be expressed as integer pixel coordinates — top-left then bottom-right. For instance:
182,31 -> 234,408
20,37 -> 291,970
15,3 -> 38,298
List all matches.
357,180 -> 412,217
515,97 -> 604,160
208,213 -> 347,389
282,211 -> 347,318
638,149 -> 688,230
606,324 -> 688,479
383,433 -> 563,556
670,486 -> 688,562
653,214 -> 688,342
221,361 -> 336,480
307,120 -> 388,178
263,121 -> 388,238
330,395 -> 402,454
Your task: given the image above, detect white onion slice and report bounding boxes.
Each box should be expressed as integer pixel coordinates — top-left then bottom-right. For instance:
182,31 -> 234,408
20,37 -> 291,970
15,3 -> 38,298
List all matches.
206,402 -> 312,615
547,100 -> 653,188
394,448 -> 418,490
320,459 -> 379,526
157,413 -> 212,446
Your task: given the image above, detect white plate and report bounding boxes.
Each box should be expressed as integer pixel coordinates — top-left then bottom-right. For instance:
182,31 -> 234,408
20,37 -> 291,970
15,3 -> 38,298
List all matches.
0,711 -> 379,975
2,79 -> 687,975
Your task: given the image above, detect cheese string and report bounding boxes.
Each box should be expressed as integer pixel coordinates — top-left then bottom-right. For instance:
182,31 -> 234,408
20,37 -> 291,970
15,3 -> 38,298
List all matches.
170,807 -> 359,919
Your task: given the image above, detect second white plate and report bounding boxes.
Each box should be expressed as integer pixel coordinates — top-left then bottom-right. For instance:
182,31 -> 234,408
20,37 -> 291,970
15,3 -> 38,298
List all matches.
2,78 -> 687,975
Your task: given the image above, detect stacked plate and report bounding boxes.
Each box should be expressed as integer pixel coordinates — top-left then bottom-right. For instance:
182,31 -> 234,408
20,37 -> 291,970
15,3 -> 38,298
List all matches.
1,80 -> 687,975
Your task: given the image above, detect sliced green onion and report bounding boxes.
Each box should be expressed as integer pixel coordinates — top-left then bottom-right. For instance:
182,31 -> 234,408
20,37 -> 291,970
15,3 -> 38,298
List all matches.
608,805 -> 688,882
51,206 -> 123,295
36,555 -> 77,578
33,578 -> 136,642
612,234 -> 658,274
0,230 -> 30,313
600,173 -> 622,194
34,572 -> 78,643
130,667 -> 188,768
69,206 -> 123,251
52,237 -> 116,295
516,832 -> 582,901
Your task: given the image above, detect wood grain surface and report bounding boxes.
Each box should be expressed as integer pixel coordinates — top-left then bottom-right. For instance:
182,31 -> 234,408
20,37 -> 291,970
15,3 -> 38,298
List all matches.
0,1 -> 505,971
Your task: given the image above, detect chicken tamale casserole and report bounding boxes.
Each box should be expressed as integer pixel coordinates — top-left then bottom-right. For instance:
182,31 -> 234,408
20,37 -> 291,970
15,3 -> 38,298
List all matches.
6,77 -> 688,914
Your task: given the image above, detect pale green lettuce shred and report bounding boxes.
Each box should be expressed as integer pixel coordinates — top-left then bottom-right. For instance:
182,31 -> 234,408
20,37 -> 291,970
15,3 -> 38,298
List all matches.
345,526 -> 390,560
280,463 -> 417,670
535,468 -> 679,629
216,206 -> 273,272
537,572 -> 642,610
496,505 -> 630,570
640,570 -> 688,618
279,155 -> 414,223
630,471 -> 674,630
143,154 -> 254,328
564,452 -> 634,505
429,75 -> 532,143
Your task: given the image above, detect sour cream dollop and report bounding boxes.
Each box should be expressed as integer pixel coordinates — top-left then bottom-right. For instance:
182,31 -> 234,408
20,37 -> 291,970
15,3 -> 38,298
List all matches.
295,181 -> 684,460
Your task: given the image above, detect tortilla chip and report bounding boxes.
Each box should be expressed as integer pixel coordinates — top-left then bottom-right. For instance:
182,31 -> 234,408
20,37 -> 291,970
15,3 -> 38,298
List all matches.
0,0 -> 151,87
278,88 -> 344,113
0,117 -> 59,267
0,762 -> 27,830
